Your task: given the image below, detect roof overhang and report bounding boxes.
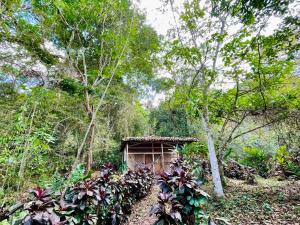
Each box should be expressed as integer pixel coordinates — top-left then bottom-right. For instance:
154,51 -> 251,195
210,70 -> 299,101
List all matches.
120,136 -> 199,151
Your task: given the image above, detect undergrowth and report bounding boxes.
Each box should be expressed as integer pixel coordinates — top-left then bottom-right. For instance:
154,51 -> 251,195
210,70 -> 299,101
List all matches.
0,163 -> 153,225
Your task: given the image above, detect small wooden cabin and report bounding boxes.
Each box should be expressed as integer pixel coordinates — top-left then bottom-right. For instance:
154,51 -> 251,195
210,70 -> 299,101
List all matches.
121,136 -> 198,174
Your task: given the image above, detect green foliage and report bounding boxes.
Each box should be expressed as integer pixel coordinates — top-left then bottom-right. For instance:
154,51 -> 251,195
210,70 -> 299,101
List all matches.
0,78 -> 153,199
285,162 -> 300,179
182,142 -> 208,158
150,105 -> 191,137
188,159 -> 210,185
118,162 -> 128,173
0,82 -> 15,96
49,164 -> 90,193
59,78 -> 85,96
161,0 -> 299,188
93,146 -> 122,169
0,87 -> 85,197
275,146 -> 300,178
69,164 -> 86,184
212,0 -> 291,25
1,0 -> 160,199
49,170 -> 65,192
0,1 -> 300,218
152,77 -> 175,93
275,146 -> 289,167
241,146 -> 270,177
181,143 -> 210,183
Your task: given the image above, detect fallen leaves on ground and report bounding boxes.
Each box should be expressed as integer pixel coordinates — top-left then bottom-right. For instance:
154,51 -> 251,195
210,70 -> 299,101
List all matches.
126,185 -> 159,225
205,178 -> 300,225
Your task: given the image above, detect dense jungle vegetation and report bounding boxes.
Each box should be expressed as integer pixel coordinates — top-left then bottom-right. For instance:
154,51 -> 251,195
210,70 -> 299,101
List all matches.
0,0 -> 299,224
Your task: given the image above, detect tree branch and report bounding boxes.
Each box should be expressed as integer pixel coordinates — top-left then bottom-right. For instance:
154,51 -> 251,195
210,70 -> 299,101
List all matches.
72,18 -> 134,168
232,118 -> 282,140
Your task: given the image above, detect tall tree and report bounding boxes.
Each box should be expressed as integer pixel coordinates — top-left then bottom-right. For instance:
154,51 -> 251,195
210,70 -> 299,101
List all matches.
1,0 -> 160,171
163,0 -> 299,196
164,0 -> 230,196
208,0 -> 300,182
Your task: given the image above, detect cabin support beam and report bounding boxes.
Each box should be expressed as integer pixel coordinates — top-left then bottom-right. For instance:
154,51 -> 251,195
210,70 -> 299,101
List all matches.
152,142 -> 155,174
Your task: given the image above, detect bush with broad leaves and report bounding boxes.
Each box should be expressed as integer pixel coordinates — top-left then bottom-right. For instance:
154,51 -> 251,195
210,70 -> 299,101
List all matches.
2,164 -> 153,225
150,157 -> 210,225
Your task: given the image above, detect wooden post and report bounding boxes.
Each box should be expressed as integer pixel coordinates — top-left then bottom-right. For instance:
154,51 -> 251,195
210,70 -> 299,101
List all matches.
161,143 -> 164,170
152,142 -> 155,174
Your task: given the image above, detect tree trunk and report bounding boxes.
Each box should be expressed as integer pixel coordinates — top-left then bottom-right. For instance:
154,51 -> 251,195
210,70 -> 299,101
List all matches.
72,33 -> 130,170
86,122 -> 95,171
217,146 -> 227,188
202,115 -> 224,197
202,89 -> 224,197
86,102 -> 95,171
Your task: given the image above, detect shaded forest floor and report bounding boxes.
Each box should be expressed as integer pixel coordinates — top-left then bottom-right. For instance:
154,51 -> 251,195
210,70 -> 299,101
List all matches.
127,178 -> 300,225
206,177 -> 300,225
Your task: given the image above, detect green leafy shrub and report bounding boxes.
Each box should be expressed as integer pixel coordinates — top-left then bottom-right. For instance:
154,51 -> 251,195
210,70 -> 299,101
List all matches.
275,146 -> 300,179
150,157 -> 210,225
181,143 -> 210,183
93,146 -> 123,170
182,142 -> 208,158
59,78 -> 84,96
49,170 -> 65,192
118,162 -> 128,173
275,146 -> 289,166
241,146 -> 270,177
185,157 -> 210,185
49,164 -> 88,194
1,163 -> 153,225
69,164 -> 87,184
286,162 -> 300,178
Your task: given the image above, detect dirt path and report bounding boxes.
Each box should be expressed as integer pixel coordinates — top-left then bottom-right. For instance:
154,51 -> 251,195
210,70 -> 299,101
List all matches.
126,185 -> 159,225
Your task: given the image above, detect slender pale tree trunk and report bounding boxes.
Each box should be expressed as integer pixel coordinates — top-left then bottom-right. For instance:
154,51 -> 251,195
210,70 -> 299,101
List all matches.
202,89 -> 224,197
202,118 -> 224,196
84,90 -> 94,171
206,17 -> 226,196
217,143 -> 227,187
87,121 -> 95,171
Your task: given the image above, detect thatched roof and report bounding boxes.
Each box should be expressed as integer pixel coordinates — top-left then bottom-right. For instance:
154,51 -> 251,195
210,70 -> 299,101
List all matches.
120,136 -> 199,150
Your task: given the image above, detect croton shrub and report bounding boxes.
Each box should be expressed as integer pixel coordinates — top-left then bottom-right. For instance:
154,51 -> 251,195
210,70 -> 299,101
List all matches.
3,163 -> 153,225
150,157 -> 210,225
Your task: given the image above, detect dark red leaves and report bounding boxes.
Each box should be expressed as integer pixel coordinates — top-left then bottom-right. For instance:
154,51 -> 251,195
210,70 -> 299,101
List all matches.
8,164 -> 153,225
